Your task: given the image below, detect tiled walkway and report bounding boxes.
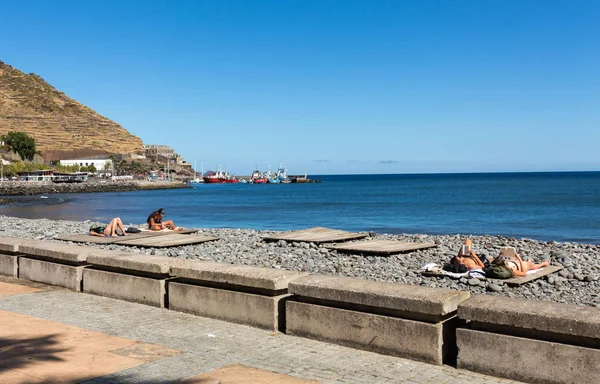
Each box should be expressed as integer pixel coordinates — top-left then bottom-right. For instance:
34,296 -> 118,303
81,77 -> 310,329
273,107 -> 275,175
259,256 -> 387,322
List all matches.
0,277 -> 521,383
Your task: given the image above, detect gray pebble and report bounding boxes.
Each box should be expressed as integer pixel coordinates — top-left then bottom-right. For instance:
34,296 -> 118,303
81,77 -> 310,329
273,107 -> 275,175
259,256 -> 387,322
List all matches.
487,284 -> 502,292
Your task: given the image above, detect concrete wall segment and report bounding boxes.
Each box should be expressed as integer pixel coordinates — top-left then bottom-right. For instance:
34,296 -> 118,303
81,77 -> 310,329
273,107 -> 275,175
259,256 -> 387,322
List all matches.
86,251 -> 186,275
0,237 -> 27,253
83,268 -> 167,307
19,241 -> 92,263
286,300 -> 446,365
18,258 -> 86,291
0,253 -> 18,277
458,295 -> 600,339
289,275 -> 470,316
170,260 -> 307,291
168,281 -> 286,330
457,328 -> 600,384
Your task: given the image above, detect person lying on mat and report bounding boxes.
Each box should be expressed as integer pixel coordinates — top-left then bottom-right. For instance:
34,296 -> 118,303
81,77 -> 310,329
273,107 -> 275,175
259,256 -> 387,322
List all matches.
443,238 -> 488,272
492,247 -> 550,277
89,217 -> 127,237
147,208 -> 182,231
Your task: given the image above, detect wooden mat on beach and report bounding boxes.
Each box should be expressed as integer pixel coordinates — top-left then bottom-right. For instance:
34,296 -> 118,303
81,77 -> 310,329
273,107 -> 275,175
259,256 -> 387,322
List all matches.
324,240 -> 438,255
263,227 -> 368,244
55,228 -> 199,245
55,232 -> 158,244
114,233 -> 219,248
422,265 -> 563,287
487,265 -> 564,287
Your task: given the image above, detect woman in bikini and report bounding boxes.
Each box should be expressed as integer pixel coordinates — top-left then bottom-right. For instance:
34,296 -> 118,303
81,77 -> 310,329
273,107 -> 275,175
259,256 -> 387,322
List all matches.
89,217 -> 127,237
493,247 -> 550,277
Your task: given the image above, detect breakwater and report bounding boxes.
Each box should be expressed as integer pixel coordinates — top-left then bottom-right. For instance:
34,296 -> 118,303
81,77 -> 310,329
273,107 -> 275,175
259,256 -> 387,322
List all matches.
0,180 -> 190,196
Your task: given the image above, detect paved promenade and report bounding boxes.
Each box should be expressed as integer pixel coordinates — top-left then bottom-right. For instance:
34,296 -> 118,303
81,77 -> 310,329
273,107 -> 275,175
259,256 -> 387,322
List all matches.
0,276 -> 520,384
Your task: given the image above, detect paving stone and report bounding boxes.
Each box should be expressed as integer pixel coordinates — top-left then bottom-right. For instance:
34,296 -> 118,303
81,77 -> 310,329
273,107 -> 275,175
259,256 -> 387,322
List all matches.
0,278 -> 521,384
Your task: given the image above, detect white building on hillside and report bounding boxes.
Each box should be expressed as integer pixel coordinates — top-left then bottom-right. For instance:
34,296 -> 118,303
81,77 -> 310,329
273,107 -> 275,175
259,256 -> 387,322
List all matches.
59,159 -> 111,170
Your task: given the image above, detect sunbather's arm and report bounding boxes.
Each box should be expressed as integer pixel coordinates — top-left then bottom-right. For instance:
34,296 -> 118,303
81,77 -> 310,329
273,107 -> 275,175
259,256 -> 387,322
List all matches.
89,231 -> 104,237
514,252 -> 527,273
470,251 -> 485,268
511,268 -> 527,277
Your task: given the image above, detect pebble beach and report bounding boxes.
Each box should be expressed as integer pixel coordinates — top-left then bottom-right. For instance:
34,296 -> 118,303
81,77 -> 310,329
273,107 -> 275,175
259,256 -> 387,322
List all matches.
1,214 -> 598,308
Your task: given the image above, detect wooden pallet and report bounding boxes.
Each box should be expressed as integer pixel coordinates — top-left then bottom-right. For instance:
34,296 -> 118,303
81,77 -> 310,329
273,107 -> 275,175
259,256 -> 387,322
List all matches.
325,240 -> 438,255
487,265 -> 564,287
422,265 -> 563,286
263,227 -> 368,244
55,232 -> 158,244
114,233 -> 219,248
55,229 -> 199,244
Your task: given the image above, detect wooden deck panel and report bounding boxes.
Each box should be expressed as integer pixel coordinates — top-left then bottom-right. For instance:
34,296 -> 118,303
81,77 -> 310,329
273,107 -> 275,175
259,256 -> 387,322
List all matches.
487,265 -> 563,286
138,229 -> 199,236
55,229 -> 199,244
263,227 -> 368,244
422,265 -> 563,286
114,234 -> 219,248
54,232 -> 158,244
324,239 -> 438,255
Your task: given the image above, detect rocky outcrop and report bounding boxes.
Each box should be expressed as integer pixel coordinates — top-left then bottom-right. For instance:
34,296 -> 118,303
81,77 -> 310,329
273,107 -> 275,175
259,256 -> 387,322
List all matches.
0,60 -> 143,162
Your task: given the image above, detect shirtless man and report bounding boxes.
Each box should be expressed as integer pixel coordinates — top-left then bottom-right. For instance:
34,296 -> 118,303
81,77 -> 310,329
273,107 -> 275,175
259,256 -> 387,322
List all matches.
494,247 -> 550,277
147,208 -> 180,231
89,217 -> 127,237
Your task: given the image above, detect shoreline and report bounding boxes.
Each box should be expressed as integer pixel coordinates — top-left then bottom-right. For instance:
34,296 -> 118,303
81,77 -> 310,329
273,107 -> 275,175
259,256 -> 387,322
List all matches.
0,180 -> 190,196
0,215 -> 598,308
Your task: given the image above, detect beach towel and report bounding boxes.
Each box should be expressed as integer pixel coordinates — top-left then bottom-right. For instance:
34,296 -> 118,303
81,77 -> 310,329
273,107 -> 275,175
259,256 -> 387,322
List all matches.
421,263 -> 486,279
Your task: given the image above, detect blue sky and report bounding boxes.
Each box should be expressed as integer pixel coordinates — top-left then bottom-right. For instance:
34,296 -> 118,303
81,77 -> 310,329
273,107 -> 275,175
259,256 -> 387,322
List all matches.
0,0 -> 597,175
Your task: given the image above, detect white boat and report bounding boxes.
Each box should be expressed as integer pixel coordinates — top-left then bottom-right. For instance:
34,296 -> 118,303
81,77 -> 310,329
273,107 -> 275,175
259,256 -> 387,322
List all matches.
276,164 -> 292,183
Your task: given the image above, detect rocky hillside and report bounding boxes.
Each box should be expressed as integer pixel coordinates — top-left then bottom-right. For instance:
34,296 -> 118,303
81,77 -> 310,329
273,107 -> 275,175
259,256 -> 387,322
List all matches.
0,60 -> 143,162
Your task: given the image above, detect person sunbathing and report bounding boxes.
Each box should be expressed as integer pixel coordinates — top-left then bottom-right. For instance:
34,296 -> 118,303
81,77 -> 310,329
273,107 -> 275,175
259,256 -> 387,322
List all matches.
147,208 -> 182,231
493,247 -> 550,277
89,217 -> 127,237
444,238 -> 488,272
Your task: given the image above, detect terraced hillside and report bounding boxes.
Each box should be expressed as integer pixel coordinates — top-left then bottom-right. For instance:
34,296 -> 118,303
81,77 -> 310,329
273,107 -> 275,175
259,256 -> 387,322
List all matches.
0,60 -> 143,162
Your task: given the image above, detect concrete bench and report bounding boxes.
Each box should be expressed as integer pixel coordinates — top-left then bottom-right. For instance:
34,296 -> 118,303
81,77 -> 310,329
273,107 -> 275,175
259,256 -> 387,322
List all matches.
169,261 -> 307,331
286,275 -> 470,365
0,237 -> 27,277
16,240 -> 94,291
457,295 -> 600,383
84,250 -> 187,308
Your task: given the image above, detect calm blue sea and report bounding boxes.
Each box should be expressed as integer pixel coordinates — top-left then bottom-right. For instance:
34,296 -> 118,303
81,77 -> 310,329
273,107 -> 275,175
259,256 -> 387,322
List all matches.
1,172 -> 599,244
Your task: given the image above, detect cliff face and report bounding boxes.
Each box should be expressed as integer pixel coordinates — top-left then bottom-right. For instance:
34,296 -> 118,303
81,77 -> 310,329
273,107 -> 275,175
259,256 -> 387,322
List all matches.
0,60 -> 143,162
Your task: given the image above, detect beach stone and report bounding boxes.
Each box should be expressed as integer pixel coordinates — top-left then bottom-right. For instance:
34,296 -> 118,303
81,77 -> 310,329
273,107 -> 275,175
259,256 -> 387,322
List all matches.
487,284 -> 502,293
584,275 -> 598,282
558,270 -> 570,278
468,278 -> 481,286
574,273 -> 585,281
459,278 -> 468,285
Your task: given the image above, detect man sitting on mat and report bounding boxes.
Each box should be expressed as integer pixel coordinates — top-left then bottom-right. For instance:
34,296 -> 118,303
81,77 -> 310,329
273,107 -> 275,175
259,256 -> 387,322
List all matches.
147,208 -> 182,231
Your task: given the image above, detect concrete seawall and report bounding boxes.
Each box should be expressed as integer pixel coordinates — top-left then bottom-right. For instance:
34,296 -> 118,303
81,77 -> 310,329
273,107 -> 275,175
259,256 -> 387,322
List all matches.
2,236 -> 599,383
0,180 -> 190,196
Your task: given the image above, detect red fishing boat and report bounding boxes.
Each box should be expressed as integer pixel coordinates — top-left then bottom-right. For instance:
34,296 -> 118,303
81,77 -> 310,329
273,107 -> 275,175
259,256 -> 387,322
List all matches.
203,170 -> 239,183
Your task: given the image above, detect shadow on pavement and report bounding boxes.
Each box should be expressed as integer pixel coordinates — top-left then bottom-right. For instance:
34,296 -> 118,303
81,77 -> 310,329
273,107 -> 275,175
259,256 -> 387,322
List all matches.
0,334 -> 67,374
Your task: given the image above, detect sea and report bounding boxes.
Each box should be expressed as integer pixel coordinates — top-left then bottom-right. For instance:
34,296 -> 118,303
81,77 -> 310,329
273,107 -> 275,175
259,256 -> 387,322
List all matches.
1,172 -> 599,244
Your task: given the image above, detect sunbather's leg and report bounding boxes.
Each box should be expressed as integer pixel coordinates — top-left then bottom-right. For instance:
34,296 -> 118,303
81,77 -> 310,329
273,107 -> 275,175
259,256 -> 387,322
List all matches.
523,259 -> 551,271
115,217 -> 127,236
103,219 -> 117,236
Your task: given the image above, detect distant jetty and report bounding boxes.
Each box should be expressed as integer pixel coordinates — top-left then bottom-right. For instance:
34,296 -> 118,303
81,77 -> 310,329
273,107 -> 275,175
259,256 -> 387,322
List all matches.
0,180 -> 190,196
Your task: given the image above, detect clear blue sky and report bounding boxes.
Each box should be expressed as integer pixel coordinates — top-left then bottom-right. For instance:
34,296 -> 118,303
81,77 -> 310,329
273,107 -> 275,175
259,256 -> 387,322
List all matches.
1,0 -> 597,175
